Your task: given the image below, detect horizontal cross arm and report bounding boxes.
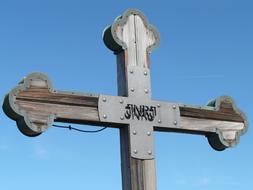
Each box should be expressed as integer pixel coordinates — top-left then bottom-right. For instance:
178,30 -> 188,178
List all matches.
3,73 -> 248,151
2,73 -> 102,137
155,97 -> 248,151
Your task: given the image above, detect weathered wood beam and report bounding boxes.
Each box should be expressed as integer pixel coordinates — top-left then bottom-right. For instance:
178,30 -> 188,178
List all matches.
104,9 -> 160,190
2,72 -> 247,151
180,105 -> 244,123
2,73 -> 100,137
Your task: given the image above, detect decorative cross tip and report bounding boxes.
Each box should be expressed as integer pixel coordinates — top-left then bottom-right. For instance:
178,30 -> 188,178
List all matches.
103,9 -> 160,54
206,96 -> 248,151
3,73 -> 55,137
3,73 -> 100,137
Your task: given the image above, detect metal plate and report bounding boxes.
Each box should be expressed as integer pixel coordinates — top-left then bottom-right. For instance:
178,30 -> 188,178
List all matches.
98,65 -> 180,159
98,95 -> 180,159
127,66 -> 151,99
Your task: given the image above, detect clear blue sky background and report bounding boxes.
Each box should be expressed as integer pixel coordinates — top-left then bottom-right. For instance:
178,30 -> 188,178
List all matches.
0,0 -> 252,189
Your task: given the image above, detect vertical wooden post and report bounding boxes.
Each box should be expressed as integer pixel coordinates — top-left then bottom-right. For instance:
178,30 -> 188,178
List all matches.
117,52 -> 157,190
103,9 -> 160,190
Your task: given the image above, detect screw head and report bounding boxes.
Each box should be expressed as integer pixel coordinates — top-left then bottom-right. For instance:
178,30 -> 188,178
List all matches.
158,119 -> 161,123
119,99 -> 124,104
148,150 -> 152,155
147,131 -> 151,136
174,120 -> 177,125
102,97 -> 106,102
144,71 -> 148,76
103,114 -> 107,119
120,116 -> 124,120
133,130 -> 137,135
172,105 -> 176,109
130,88 -> 135,92
157,104 -> 161,108
144,89 -> 149,94
134,149 -> 138,154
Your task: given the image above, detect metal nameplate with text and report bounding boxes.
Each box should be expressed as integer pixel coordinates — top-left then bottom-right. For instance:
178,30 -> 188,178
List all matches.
98,95 -> 180,159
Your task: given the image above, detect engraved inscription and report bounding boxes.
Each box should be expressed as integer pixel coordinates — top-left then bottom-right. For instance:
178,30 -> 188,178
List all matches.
124,104 -> 157,121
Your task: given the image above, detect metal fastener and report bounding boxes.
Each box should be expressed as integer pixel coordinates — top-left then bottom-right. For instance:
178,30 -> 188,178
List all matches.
120,116 -> 124,120
148,150 -> 152,155
133,130 -> 137,135
147,131 -> 151,136
144,89 -> 149,93
158,119 -> 161,123
119,99 -> 124,104
134,149 -> 138,154
131,88 -> 135,92
157,104 -> 160,108
144,71 -> 148,76
103,114 -> 107,119
130,70 -> 134,74
102,97 -> 107,102
172,105 -> 176,109
174,120 -> 177,125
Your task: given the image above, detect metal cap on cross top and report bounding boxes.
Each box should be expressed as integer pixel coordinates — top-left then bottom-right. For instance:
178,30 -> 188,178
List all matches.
2,9 -> 248,190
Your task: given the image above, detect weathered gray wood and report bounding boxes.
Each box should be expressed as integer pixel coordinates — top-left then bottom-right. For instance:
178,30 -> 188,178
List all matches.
2,73 -> 100,137
156,117 -> 244,133
117,50 -> 157,190
180,105 -> 244,123
112,10 -> 158,190
3,78 -> 246,137
156,98 -> 247,150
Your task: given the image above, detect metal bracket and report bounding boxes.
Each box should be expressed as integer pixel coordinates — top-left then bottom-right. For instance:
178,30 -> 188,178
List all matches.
98,95 -> 180,159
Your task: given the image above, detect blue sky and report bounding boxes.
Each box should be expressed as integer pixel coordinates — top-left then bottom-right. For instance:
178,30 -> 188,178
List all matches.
0,0 -> 252,189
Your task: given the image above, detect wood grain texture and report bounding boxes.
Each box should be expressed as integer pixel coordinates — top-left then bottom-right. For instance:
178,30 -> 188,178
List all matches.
113,10 -> 158,190
117,53 -> 157,190
180,106 -> 244,122
17,90 -> 99,123
155,117 -> 244,134
4,73 -> 246,138
2,73 -> 100,137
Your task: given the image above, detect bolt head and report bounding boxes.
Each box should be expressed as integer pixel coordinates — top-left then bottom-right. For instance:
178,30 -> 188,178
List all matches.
130,88 -> 135,92
103,114 -> 107,119
158,119 -> 161,123
174,120 -> 177,125
144,89 -> 149,93
102,97 -> 106,102
157,104 -> 161,108
133,130 -> 137,135
144,71 -> 148,76
148,150 -> 152,155
120,116 -> 124,120
147,131 -> 151,136
172,105 -> 176,109
119,99 -> 124,104
134,149 -> 138,154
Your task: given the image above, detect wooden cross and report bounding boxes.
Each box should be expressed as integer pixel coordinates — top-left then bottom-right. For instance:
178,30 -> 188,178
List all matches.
3,9 -> 248,190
